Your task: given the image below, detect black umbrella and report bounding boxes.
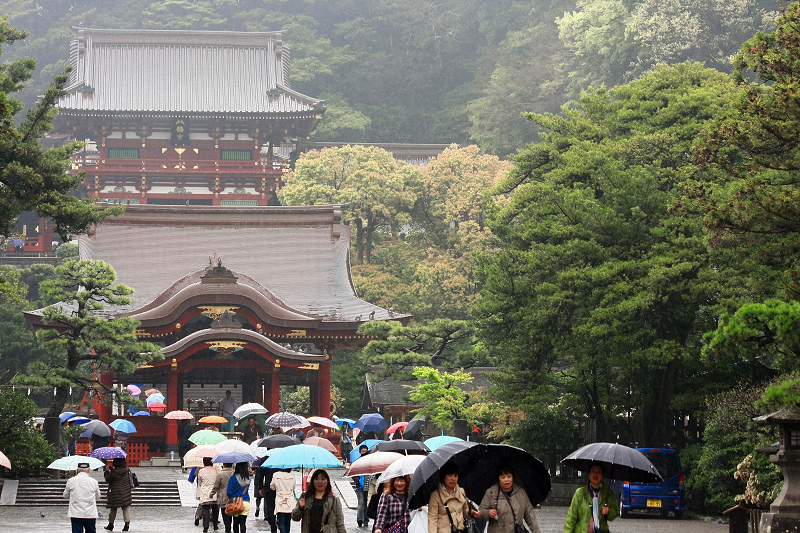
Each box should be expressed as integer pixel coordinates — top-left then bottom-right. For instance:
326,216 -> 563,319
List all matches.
404,417 -> 425,441
560,442 -> 662,483
254,434 -> 300,449
408,441 -> 551,509
369,439 -> 430,456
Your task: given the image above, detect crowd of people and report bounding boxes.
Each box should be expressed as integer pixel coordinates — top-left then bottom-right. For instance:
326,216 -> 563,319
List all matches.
64,458 -> 620,533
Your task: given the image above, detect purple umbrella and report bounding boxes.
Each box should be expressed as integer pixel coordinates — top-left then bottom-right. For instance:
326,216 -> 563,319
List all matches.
90,446 -> 127,459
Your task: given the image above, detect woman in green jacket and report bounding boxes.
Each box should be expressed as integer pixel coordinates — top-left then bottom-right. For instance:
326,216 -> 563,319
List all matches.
563,464 -> 618,533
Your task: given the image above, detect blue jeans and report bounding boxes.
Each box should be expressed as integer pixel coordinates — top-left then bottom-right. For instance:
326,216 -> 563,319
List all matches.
71,517 -> 97,533
276,513 -> 291,533
357,490 -> 368,524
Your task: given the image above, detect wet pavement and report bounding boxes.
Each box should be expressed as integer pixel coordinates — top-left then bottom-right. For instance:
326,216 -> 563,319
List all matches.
0,467 -> 728,533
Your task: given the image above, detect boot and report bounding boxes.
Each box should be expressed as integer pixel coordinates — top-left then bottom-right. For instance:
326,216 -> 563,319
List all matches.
104,525 -> 114,531
122,524 -> 130,531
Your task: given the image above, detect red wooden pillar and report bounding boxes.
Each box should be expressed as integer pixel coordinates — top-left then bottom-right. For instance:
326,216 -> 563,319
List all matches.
167,364 -> 178,447
96,371 -> 113,423
318,357 -> 331,419
268,370 -> 280,414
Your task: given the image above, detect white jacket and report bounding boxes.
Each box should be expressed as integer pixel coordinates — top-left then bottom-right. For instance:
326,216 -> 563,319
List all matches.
271,471 -> 296,514
63,472 -> 101,519
196,466 -> 219,504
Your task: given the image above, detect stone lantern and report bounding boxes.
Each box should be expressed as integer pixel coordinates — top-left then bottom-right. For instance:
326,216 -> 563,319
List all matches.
754,406 -> 800,532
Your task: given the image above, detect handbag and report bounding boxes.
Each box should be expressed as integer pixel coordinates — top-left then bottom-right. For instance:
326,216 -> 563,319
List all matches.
128,471 -> 140,488
444,503 -> 466,533
501,490 -> 528,533
225,496 -> 244,515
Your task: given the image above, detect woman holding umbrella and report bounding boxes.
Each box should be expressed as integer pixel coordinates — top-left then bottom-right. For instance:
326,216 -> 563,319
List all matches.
103,458 -> 133,531
374,475 -> 412,533
226,462 -> 252,533
428,463 -> 479,533
291,469 -> 346,533
563,463 -> 618,533
478,465 -> 541,533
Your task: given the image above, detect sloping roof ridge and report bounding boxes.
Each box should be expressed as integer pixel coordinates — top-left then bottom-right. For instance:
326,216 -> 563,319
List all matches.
276,83 -> 324,107
159,327 -> 325,361
74,27 -> 284,46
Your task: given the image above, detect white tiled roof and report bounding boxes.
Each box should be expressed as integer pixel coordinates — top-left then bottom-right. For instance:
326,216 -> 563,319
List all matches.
58,28 -> 324,116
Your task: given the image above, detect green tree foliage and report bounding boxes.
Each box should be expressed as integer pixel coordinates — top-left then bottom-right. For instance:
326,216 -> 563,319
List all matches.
330,348 -> 370,418
0,389 -> 54,476
278,145 -> 420,264
473,63 -> 739,444
358,319 -> 487,381
407,366 -> 475,430
281,384 -> 341,417
12,260 -> 162,418
0,16 -> 117,241
682,383 -> 777,514
506,403 -> 582,461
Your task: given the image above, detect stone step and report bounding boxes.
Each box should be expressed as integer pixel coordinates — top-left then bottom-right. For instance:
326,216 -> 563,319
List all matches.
14,480 -> 182,506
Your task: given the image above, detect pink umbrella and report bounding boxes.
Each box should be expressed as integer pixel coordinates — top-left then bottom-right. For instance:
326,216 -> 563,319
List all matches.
344,451 -> 404,477
307,416 -> 340,430
385,421 -> 408,434
304,436 -> 337,453
164,410 -> 194,420
148,402 -> 167,412
0,450 -> 10,469
124,384 -> 141,396
145,388 -> 161,397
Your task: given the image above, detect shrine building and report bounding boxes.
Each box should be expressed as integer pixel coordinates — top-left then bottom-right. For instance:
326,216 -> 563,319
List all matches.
53,27 -> 324,206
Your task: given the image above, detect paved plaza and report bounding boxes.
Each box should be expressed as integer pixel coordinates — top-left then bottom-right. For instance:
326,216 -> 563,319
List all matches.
0,467 -> 727,533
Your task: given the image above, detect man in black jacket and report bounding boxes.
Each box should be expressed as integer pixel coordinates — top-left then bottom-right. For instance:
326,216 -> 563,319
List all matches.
254,466 -> 280,533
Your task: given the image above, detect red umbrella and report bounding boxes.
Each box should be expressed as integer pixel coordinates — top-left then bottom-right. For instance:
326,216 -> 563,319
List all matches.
148,402 -> 167,412
385,421 -> 408,434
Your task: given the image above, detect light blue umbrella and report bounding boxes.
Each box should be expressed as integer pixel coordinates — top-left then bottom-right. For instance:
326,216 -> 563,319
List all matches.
48,455 -> 105,471
109,419 -> 137,434
423,435 -> 463,451
262,444 -> 342,469
349,439 -> 385,463
70,416 -> 91,424
146,393 -> 165,405
335,418 -> 357,426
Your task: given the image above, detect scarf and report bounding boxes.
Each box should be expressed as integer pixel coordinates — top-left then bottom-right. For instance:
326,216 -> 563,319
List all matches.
589,485 -> 601,533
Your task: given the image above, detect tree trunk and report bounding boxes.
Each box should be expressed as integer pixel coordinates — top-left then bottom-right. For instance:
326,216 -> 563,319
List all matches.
355,218 -> 364,264
366,214 -> 375,265
634,357 -> 679,445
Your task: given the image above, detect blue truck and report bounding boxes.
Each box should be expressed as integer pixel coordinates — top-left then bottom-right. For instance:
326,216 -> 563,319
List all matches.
616,447 -> 685,519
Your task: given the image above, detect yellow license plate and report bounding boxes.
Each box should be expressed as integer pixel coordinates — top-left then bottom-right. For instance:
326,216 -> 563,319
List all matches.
646,499 -> 662,508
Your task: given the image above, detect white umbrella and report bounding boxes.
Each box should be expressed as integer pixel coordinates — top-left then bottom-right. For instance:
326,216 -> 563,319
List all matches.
0,450 -> 10,469
377,454 -> 426,484
233,403 -> 268,420
48,456 -> 105,471
215,439 -> 252,454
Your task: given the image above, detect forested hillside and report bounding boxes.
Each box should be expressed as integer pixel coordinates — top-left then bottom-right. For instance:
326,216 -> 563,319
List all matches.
0,0 -> 779,155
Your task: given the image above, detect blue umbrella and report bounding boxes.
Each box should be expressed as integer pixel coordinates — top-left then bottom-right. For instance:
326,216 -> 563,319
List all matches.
59,412 -> 77,424
7,238 -> 24,246
336,418 -> 357,426
109,419 -> 137,433
349,439 -> 385,463
262,444 -> 342,469
355,413 -> 388,433
133,411 -> 151,416
70,416 -> 91,424
423,436 -> 463,451
214,451 -> 258,464
90,446 -> 127,459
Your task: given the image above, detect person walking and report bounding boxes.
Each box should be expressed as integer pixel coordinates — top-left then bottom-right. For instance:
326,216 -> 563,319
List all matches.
63,462 -> 102,533
255,466 -> 279,533
197,457 -> 220,532
563,463 -> 618,533
354,445 -> 370,528
427,463 -> 479,533
219,390 -> 238,433
226,462 -> 252,533
291,469 -> 345,533
373,475 -> 412,533
271,469 -> 295,533
103,458 -> 133,531
211,463 -> 235,533
478,465 -> 542,533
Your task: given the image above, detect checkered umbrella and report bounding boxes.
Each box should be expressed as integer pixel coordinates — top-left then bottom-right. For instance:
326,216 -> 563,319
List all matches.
265,412 -> 308,429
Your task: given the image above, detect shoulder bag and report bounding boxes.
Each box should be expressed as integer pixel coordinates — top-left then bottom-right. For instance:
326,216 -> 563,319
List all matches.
128,471 -> 140,489
501,490 -> 528,533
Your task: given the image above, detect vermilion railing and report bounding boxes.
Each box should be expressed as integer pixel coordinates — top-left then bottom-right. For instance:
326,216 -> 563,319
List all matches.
71,157 -> 286,175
